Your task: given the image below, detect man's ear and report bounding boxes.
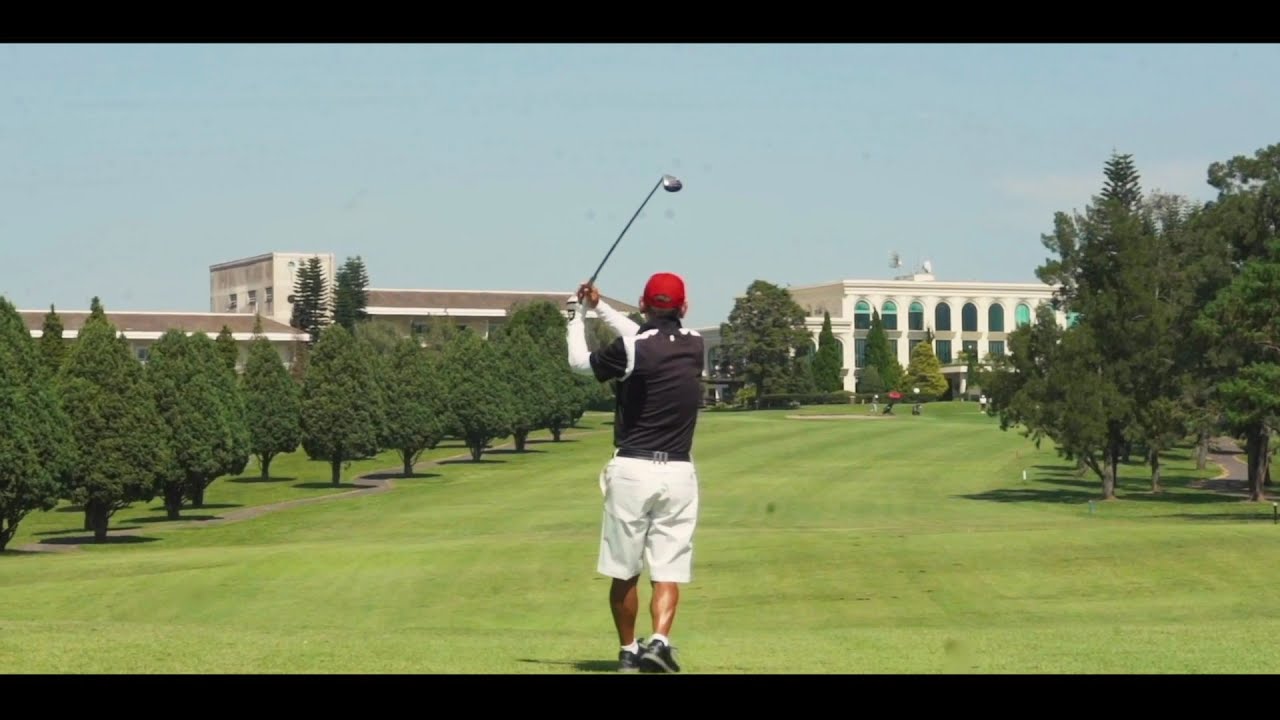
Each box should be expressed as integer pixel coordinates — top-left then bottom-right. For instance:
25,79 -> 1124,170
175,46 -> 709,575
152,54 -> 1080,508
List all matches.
679,301 -> 689,319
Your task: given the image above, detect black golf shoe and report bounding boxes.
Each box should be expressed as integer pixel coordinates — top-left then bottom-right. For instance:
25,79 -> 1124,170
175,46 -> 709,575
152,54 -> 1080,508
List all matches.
639,638 -> 680,673
618,638 -> 648,673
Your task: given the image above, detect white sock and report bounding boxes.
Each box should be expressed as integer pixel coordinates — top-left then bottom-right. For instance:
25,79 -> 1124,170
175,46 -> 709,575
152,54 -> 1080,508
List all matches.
621,640 -> 639,653
650,633 -> 670,647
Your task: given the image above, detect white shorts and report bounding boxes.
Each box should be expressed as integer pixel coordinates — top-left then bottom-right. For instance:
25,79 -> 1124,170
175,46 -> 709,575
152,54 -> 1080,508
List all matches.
596,454 -> 700,584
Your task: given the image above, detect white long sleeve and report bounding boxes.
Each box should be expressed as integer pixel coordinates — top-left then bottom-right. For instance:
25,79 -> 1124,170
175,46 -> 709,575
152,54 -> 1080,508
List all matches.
594,299 -> 640,337
567,309 -> 594,376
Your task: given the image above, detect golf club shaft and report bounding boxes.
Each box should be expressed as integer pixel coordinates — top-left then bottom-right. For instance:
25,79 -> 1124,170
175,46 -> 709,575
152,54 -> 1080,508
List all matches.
587,176 -> 665,287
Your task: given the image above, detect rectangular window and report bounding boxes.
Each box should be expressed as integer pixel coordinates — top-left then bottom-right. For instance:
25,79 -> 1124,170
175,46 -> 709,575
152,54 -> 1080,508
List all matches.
989,340 -> 1005,357
962,340 -> 978,359
855,339 -> 868,367
935,340 -> 952,364
228,293 -> 237,311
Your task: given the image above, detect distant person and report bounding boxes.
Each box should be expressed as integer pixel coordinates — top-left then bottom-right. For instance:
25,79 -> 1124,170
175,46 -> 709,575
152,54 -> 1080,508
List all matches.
567,272 -> 704,674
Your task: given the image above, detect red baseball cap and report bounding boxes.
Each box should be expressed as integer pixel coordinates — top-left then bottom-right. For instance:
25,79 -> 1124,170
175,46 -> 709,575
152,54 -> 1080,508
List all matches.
643,272 -> 686,309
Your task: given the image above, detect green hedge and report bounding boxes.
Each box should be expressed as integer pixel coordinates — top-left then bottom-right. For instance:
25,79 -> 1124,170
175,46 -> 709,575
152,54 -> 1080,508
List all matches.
757,391 -> 853,409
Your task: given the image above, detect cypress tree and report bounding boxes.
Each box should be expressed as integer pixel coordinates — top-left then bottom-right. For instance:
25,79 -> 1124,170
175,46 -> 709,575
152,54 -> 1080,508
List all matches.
811,311 -> 843,392
59,300 -> 171,541
215,325 -> 239,372
0,297 -> 76,552
243,333 -> 302,480
381,337 -> 448,476
441,329 -> 513,461
147,331 -> 227,519
300,325 -> 384,485
39,303 -> 67,374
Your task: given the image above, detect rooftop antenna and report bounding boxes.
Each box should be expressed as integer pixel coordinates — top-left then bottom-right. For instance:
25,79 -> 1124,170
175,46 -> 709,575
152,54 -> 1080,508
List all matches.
889,251 -> 902,269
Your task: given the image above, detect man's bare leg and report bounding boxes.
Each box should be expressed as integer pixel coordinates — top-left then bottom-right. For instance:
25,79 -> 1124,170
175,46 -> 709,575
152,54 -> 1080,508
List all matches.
650,581 -> 679,637
641,580 -> 683,672
610,575 -> 640,645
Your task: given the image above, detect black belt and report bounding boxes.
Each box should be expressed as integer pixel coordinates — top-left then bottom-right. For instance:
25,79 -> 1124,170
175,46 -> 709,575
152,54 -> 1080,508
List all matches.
616,448 -> 691,462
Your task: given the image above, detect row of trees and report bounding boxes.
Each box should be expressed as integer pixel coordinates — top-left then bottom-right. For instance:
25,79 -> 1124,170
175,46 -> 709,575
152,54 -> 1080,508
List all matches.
0,291 -> 625,550
982,143 -> 1280,502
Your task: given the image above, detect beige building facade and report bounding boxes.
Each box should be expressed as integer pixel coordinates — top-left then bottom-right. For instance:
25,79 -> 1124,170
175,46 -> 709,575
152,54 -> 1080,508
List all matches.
209,252 -> 337,326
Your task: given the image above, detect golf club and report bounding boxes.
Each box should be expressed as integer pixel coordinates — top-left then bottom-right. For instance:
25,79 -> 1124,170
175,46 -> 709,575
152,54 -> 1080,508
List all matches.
586,174 -> 682,288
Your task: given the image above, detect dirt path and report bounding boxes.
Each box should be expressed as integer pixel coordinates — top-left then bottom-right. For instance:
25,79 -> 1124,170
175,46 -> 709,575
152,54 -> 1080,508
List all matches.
17,428 -> 603,554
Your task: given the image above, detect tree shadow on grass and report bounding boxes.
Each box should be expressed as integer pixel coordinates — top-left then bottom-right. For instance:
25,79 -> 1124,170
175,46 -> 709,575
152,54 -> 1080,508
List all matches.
438,458 -> 507,465
129,514 -> 221,524
515,658 -> 617,673
487,448 -> 545,455
362,471 -> 442,481
292,482 -> 376,490
959,487 -> 1096,505
36,534 -> 160,546
35,526 -> 142,536
1163,511 -> 1277,523
228,476 -> 297,484
962,469 -> 1239,506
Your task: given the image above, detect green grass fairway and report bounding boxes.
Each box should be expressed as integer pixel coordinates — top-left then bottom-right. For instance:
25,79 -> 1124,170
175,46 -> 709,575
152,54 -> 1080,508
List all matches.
4,404 -> 1280,674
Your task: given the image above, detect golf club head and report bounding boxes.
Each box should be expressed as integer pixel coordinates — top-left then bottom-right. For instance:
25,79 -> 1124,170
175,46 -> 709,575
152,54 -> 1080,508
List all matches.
662,174 -> 683,192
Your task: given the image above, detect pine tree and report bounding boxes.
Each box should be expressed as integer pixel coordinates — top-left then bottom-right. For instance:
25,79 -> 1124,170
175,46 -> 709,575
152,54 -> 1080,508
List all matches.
1102,151 -> 1143,211
332,255 -> 371,331
290,256 -> 330,344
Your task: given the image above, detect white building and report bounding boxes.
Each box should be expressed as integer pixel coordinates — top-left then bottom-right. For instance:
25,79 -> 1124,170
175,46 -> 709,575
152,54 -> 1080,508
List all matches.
20,309 -> 309,371
209,252 -> 337,327
700,263 -> 1069,401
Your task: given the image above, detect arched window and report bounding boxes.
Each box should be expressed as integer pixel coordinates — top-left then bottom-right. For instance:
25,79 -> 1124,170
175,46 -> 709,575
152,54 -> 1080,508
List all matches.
988,303 -> 1005,332
882,300 -> 898,330
909,301 -> 924,331
854,300 -> 871,330
962,302 -> 978,332
935,302 -> 951,331
1015,303 -> 1032,328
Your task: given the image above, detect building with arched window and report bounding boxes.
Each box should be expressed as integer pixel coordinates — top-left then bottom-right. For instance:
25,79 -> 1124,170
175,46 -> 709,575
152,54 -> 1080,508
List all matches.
699,263 -> 1070,401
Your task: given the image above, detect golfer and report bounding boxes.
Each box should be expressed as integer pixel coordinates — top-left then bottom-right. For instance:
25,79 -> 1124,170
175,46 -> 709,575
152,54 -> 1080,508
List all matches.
567,272 -> 704,673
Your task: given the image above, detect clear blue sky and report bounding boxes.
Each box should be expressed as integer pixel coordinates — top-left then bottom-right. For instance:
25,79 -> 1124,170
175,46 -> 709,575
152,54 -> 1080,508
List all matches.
3,43 -> 1278,328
